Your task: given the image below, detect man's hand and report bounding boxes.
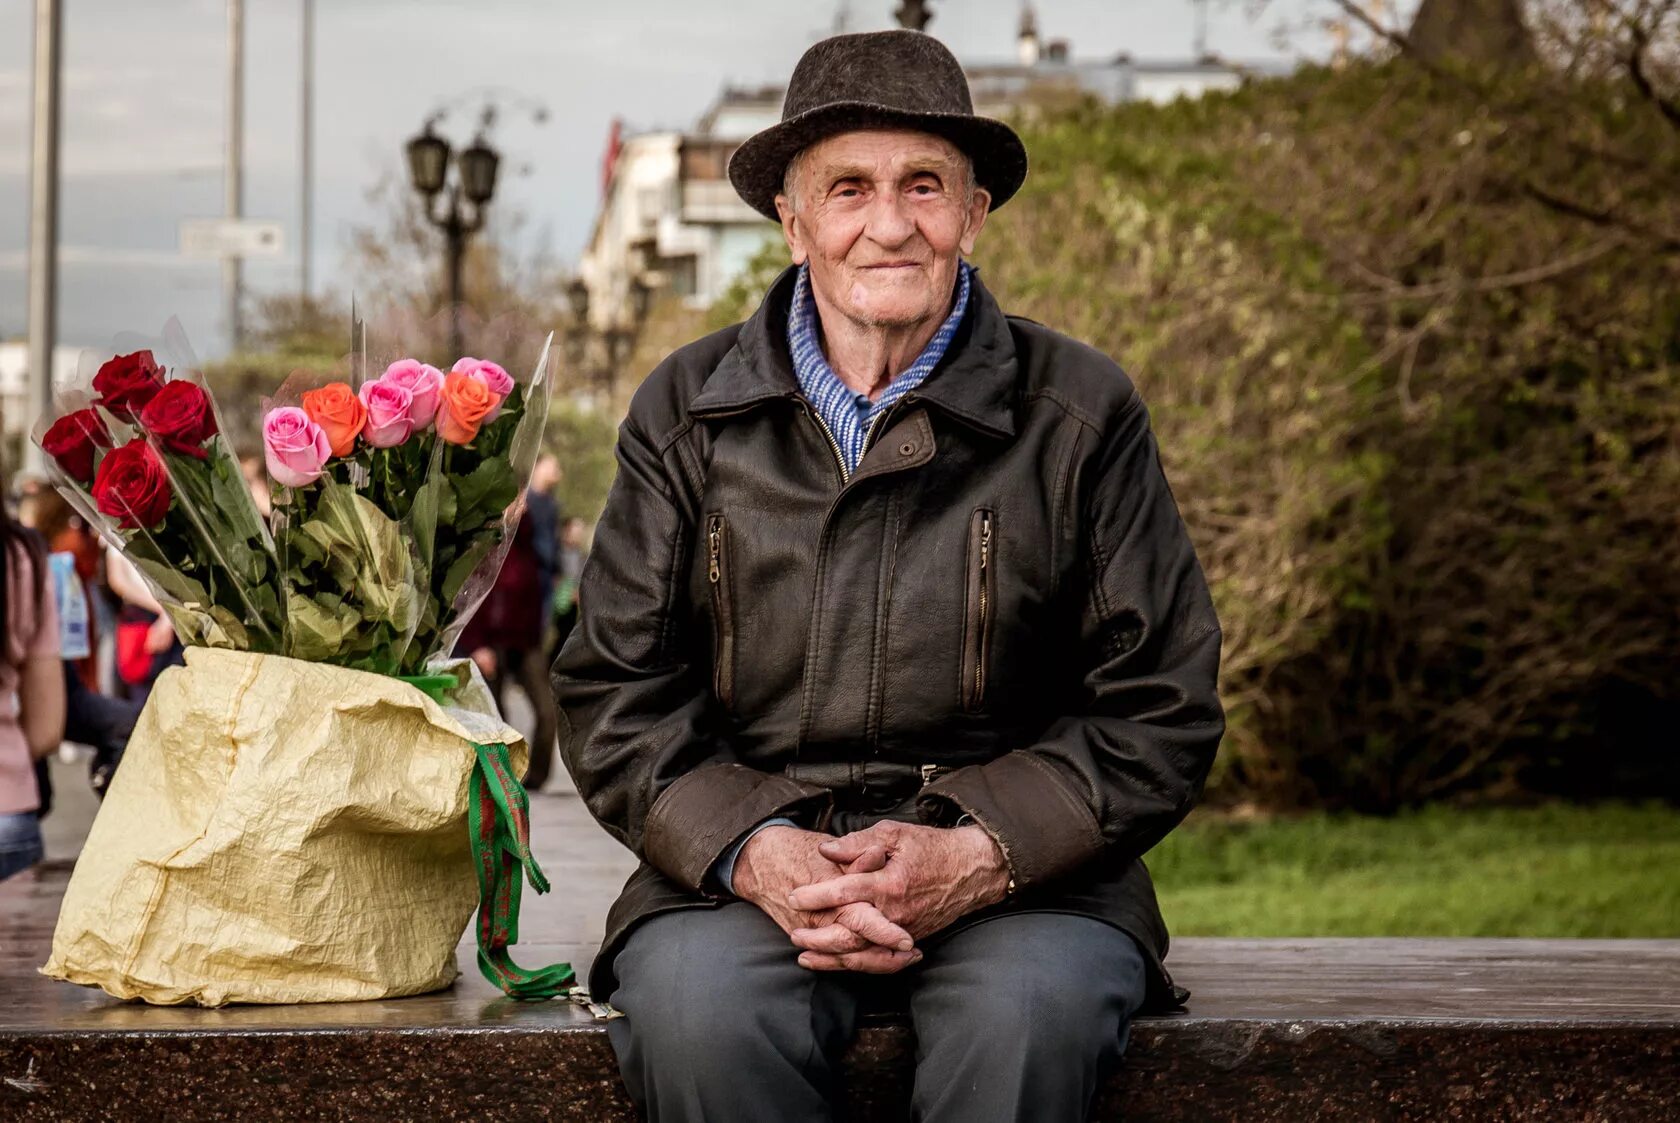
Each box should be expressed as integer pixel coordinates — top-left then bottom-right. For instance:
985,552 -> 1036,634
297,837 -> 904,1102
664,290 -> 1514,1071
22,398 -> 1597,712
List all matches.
732,825 -> 922,974
786,822 -> 1010,970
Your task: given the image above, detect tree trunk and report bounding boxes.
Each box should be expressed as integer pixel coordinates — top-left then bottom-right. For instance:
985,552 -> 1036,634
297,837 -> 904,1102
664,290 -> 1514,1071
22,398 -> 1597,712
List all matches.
1408,0 -> 1536,67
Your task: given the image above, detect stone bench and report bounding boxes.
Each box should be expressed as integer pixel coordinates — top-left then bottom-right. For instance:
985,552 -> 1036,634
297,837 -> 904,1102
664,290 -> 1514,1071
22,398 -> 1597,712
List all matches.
4,863 -> 1677,1121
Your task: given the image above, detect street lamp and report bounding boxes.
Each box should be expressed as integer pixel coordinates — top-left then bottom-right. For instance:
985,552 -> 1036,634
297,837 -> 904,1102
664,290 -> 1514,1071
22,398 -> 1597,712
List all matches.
405,120 -> 499,357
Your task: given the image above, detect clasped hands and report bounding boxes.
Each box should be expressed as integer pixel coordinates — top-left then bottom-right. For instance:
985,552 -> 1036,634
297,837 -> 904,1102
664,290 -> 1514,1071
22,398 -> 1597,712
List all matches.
730,819 -> 1010,974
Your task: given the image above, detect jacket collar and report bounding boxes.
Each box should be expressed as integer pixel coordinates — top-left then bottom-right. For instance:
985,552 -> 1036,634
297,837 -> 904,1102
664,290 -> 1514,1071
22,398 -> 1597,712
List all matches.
690,261 -> 1018,439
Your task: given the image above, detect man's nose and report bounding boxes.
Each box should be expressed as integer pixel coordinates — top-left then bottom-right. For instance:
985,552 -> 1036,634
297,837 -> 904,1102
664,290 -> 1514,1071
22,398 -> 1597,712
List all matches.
861,191 -> 917,248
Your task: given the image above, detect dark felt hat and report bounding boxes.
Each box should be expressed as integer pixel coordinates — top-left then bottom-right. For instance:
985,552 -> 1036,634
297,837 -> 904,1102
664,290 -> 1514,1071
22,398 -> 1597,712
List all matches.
727,29 -> 1029,221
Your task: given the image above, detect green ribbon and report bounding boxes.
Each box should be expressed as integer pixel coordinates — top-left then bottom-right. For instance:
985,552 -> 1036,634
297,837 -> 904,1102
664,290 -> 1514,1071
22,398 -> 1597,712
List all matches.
398,673 -> 462,704
397,673 -> 576,999
467,741 -> 576,998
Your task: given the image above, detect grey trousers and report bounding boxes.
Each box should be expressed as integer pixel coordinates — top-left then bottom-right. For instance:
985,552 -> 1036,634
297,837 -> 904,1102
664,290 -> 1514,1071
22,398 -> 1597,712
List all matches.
606,903 -> 1148,1123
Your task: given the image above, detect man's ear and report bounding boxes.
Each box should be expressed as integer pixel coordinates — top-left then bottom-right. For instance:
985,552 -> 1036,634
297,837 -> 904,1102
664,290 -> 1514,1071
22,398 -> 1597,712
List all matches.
959,186 -> 991,257
775,195 -> 808,266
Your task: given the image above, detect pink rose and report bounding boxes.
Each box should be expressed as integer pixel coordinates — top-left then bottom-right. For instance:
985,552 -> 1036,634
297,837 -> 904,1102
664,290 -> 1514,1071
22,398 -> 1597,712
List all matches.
359,379 -> 416,448
451,357 -> 513,421
379,360 -> 444,428
262,406 -> 332,488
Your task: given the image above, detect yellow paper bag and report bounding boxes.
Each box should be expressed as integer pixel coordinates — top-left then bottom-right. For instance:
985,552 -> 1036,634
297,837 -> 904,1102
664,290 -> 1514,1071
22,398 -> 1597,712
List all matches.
42,646 -> 528,1006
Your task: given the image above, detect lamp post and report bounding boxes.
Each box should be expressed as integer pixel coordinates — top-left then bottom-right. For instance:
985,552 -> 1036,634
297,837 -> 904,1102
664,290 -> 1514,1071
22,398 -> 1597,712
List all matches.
405,121 -> 500,358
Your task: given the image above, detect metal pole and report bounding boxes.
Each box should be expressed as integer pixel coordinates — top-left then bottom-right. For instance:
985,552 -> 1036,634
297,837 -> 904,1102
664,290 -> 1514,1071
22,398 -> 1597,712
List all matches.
225,0 -> 244,352
446,200 -> 465,359
299,0 -> 313,299
24,0 -> 62,474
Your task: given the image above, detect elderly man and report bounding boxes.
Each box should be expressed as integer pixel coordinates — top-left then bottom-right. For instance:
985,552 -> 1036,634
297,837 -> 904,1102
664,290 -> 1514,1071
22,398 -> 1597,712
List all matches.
555,29 -> 1223,1123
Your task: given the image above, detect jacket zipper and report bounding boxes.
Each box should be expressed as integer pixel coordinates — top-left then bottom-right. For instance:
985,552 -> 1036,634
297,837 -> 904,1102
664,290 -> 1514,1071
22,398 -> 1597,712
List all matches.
961,508 -> 995,712
802,397 -> 911,486
707,514 -> 735,710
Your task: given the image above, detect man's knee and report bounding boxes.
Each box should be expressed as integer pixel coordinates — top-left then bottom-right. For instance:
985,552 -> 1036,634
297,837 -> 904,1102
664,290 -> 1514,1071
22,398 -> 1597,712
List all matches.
608,904 -> 829,1066
918,914 -> 1148,1057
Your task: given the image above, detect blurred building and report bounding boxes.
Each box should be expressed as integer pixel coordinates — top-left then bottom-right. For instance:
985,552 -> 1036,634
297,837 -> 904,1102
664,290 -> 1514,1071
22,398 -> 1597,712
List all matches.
578,12 -> 1286,328
0,341 -> 84,446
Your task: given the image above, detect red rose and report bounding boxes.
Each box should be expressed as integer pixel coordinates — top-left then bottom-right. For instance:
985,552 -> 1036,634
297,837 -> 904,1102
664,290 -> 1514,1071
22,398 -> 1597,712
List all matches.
138,380 -> 218,459
40,408 -> 113,484
92,350 -> 165,420
91,439 -> 173,529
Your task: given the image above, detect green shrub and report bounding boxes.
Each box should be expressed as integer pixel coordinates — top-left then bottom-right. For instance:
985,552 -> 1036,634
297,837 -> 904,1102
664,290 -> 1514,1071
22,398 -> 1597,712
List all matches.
975,62 -> 1680,808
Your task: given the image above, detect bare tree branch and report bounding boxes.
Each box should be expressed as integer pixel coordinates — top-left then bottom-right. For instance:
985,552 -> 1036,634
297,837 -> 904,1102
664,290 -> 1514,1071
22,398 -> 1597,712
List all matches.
1626,21 -> 1680,131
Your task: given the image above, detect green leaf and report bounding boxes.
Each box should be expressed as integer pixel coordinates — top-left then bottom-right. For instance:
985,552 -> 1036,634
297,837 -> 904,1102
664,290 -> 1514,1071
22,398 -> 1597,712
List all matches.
205,606 -> 252,649
132,557 -> 213,610
286,590 -> 359,662
451,459 -> 518,527
442,531 -> 502,608
315,479 -> 421,636
408,476 -> 443,572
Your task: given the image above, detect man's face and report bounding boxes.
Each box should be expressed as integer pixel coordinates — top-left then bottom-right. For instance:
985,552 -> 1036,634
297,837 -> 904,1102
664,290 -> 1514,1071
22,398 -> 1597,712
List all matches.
775,129 -> 990,330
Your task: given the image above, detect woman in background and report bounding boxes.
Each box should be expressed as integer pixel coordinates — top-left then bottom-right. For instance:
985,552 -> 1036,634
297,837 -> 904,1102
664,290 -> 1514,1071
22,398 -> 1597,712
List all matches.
24,489 -> 140,798
0,471 -> 66,880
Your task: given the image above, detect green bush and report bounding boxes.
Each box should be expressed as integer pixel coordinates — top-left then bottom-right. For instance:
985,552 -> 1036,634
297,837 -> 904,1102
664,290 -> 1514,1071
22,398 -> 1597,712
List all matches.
975,62 -> 1680,808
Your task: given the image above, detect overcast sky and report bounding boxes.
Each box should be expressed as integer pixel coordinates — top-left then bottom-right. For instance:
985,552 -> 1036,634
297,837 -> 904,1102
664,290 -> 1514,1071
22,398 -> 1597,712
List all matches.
0,0 -> 1358,357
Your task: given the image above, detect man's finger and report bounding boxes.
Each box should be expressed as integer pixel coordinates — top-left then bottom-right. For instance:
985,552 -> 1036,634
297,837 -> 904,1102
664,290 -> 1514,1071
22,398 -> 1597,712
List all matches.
820,838 -> 889,872
798,948 -> 922,974
789,924 -> 873,953
818,832 -> 882,862
833,902 -> 913,950
788,872 -> 881,912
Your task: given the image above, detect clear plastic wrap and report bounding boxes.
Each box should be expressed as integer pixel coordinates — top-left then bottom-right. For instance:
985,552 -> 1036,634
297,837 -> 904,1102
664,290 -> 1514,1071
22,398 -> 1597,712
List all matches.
35,315 -> 554,677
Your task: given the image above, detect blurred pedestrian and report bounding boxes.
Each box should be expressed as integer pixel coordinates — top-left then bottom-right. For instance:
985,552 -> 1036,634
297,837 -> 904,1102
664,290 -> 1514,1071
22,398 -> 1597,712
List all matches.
0,470 -> 66,881
549,516 -> 588,663
457,512 -> 561,791
22,491 -> 141,799
527,452 -> 562,631
106,547 -> 182,708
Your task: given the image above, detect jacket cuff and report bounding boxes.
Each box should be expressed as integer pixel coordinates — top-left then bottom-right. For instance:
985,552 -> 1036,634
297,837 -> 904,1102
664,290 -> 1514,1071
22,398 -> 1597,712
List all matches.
917,752 -> 1105,890
644,763 -> 833,892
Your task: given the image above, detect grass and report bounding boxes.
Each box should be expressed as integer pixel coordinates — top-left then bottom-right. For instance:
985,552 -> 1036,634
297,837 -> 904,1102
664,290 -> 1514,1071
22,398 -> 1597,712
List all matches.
1149,802 -> 1680,938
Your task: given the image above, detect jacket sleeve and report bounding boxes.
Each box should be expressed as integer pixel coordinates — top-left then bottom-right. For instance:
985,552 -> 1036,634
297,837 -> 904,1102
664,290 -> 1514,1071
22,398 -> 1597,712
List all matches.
919,392 -> 1224,890
552,414 -> 831,892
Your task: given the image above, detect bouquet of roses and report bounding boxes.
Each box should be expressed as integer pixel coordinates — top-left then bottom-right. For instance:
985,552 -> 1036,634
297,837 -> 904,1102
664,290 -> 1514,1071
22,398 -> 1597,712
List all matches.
34,320 -> 575,1008
35,326 -> 550,677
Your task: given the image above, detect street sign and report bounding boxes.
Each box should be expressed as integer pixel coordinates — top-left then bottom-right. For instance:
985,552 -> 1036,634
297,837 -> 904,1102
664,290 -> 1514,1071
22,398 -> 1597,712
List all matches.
179,218 -> 285,259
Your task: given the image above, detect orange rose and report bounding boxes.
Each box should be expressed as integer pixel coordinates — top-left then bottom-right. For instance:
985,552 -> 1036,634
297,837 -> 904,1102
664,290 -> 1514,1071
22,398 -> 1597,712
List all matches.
435,371 -> 496,445
300,382 -> 367,458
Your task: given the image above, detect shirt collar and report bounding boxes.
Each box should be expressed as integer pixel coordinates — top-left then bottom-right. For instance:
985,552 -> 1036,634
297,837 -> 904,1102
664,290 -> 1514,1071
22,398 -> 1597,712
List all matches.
786,259 -> 975,415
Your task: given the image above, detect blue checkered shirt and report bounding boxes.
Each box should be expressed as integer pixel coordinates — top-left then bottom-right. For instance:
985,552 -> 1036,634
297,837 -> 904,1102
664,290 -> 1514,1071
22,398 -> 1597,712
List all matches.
786,260 -> 974,473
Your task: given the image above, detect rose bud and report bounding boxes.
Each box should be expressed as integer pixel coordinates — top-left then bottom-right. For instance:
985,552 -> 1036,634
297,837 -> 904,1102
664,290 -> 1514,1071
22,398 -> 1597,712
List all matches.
41,408 -> 113,484
92,350 -> 165,421
262,406 -> 333,488
301,382 -> 367,458
137,380 -> 219,459
378,360 -> 444,428
435,371 -> 497,446
91,438 -> 173,529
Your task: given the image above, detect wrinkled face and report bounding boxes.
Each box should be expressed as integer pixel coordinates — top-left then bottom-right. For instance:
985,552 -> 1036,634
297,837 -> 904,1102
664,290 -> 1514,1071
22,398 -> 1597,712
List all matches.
775,129 -> 990,331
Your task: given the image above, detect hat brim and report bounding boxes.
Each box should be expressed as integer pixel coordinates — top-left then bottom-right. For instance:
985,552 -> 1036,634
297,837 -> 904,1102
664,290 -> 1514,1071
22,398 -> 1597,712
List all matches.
727,102 -> 1028,222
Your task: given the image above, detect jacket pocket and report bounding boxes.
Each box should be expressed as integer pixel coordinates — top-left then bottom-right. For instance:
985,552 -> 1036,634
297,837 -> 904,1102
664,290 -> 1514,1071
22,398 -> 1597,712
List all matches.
706,513 -> 736,710
960,508 -> 995,713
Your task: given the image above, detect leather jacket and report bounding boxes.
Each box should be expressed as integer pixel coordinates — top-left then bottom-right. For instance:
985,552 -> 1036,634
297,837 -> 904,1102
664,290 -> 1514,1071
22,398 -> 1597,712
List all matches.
554,265 -> 1224,1011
